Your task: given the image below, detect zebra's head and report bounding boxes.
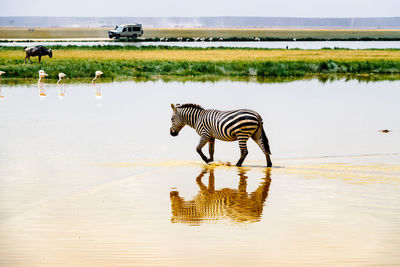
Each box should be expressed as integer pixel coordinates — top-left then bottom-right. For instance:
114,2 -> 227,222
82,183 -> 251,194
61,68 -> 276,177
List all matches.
170,104 -> 185,136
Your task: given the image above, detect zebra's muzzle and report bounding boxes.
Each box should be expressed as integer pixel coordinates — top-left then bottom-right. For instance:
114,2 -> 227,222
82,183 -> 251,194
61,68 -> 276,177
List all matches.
170,128 -> 178,136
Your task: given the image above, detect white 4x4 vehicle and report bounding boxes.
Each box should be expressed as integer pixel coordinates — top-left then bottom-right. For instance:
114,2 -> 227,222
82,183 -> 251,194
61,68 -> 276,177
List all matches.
108,24 -> 143,39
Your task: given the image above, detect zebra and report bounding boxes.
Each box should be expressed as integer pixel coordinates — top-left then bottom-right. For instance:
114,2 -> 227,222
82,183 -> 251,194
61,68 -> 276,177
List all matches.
170,103 -> 272,167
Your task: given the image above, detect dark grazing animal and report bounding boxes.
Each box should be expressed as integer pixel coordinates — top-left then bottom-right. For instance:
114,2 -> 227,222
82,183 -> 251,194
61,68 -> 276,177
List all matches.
24,45 -> 53,63
170,103 -> 272,167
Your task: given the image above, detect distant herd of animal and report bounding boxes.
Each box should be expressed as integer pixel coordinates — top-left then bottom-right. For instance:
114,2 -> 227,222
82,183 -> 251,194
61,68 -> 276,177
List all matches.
5,45 -> 274,167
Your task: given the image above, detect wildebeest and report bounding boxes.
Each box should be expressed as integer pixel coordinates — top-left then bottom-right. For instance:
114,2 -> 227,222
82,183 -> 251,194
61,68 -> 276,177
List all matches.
24,45 -> 53,63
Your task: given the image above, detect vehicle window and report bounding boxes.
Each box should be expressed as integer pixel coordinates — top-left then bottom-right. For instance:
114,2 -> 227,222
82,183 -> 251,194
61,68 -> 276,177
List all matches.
116,26 -> 124,32
123,28 -> 127,32
128,27 -> 132,32
133,27 -> 141,31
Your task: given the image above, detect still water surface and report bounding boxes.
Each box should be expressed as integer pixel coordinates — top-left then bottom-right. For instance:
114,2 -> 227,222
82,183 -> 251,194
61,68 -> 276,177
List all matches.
0,79 -> 399,266
3,41 -> 400,49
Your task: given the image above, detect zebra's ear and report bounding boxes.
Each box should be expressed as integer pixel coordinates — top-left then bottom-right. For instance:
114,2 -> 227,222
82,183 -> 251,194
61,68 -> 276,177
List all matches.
171,104 -> 176,111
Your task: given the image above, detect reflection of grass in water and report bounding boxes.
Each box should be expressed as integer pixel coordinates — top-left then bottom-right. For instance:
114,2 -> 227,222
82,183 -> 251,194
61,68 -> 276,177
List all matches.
2,73 -> 400,86
1,47 -> 400,79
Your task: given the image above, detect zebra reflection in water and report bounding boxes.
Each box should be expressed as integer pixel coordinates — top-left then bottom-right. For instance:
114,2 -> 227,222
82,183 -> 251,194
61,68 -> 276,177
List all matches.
170,168 -> 271,224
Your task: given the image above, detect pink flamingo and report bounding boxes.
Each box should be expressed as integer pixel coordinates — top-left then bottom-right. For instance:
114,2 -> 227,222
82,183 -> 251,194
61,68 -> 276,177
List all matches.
38,70 -> 48,97
92,70 -> 103,97
57,72 -> 66,98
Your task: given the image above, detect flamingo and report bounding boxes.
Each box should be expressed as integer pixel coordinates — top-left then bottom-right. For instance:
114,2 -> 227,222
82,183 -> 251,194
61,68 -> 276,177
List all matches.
0,71 -> 5,99
57,72 -> 66,97
92,70 -> 103,86
92,70 -> 103,97
38,70 -> 48,96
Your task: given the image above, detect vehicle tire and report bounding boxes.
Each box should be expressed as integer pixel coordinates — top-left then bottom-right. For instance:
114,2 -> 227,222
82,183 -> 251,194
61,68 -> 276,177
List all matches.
133,34 -> 138,39
116,34 -> 120,40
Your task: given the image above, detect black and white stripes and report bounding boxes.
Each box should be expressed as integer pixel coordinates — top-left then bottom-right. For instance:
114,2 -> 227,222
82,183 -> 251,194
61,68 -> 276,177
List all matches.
170,103 -> 272,167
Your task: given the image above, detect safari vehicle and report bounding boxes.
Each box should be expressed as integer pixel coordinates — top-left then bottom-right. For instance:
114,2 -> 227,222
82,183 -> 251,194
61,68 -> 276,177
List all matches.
108,24 -> 143,39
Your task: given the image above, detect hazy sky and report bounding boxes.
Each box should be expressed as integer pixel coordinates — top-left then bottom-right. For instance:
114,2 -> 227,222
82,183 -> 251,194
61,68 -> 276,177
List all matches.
1,0 -> 399,17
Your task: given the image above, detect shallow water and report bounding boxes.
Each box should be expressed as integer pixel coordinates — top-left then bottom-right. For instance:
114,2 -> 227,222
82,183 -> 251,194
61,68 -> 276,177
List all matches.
0,79 -> 399,266
3,40 -> 400,49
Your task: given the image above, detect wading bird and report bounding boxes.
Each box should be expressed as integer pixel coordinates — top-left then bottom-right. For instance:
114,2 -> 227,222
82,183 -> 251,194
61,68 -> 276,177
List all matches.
57,72 -> 66,97
92,71 -> 103,97
92,71 -> 103,86
0,71 -> 5,99
38,70 -> 48,96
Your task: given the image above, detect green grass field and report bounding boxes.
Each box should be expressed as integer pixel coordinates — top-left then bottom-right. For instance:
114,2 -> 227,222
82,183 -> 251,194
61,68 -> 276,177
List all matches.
1,27 -> 400,40
1,46 -> 400,80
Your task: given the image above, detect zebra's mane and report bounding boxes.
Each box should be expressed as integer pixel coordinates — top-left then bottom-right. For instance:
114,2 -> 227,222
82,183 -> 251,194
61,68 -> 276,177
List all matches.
177,103 -> 204,110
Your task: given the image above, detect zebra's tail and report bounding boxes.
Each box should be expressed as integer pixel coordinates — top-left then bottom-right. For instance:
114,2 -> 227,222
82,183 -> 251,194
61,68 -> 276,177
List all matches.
261,126 -> 271,155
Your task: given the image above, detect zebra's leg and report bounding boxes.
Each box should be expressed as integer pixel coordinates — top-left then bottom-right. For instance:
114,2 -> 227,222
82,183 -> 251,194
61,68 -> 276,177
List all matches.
196,135 -> 210,163
251,131 -> 272,167
208,138 -> 215,162
236,135 -> 250,167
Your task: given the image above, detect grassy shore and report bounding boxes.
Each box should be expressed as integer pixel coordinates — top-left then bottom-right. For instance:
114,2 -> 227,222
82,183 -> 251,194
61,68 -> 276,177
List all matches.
1,46 -> 400,79
1,27 -> 400,41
